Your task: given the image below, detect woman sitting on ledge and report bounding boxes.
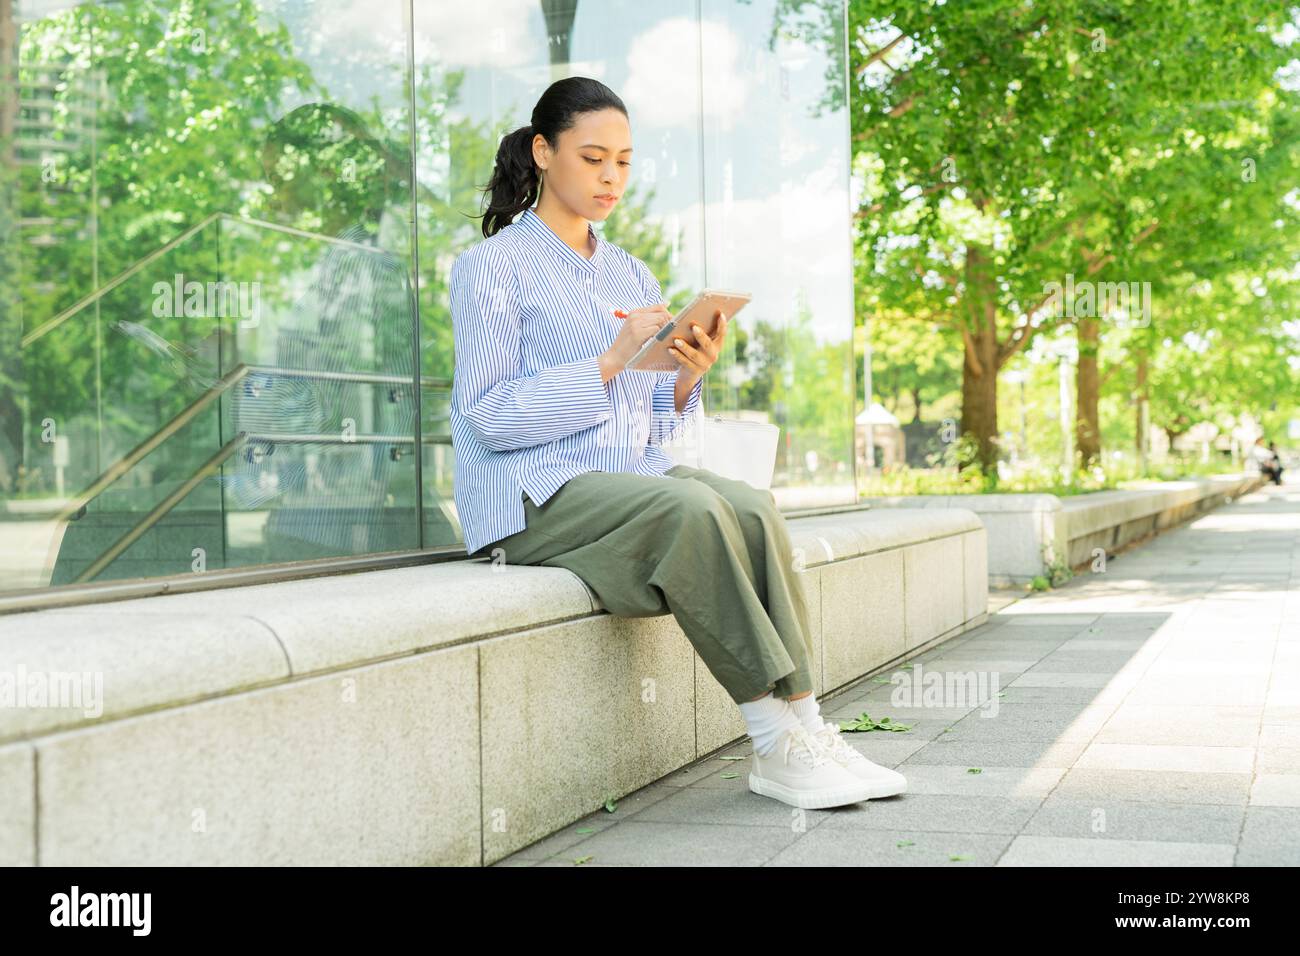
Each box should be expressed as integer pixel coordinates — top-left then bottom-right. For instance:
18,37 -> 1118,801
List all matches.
448,76 -> 905,810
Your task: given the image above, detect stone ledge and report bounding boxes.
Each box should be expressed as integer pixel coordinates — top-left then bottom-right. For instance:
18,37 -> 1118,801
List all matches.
0,506 -> 983,745
1059,475 -> 1259,538
0,505 -> 987,865
1062,475 -> 1265,568
862,475 -> 1263,585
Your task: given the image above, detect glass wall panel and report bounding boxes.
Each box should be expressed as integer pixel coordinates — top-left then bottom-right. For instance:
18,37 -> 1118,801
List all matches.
701,0 -> 855,508
0,0 -> 854,601
1,0 -> 421,591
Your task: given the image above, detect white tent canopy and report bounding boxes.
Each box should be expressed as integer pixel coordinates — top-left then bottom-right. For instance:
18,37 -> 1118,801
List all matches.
856,403 -> 900,427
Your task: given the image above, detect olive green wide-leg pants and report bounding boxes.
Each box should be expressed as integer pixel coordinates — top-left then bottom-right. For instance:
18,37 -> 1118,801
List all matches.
470,464 -> 815,705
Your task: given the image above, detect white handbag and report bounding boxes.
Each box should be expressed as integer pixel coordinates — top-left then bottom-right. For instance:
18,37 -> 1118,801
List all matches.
662,406 -> 780,490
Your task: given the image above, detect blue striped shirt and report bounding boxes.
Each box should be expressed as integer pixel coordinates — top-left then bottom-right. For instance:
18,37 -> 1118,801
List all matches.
449,206 -> 703,557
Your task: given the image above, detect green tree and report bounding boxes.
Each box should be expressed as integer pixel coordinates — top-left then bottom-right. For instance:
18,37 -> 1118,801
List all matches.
849,0 -> 1300,475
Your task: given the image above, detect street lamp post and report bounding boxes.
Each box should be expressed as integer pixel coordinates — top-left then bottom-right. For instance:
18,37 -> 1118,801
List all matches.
1043,340 -> 1079,485
861,324 -> 874,474
1059,353 -> 1072,484
1003,369 -> 1029,465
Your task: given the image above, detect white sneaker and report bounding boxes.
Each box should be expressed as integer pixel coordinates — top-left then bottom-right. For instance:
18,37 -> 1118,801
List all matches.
811,721 -> 907,798
749,723 -> 882,809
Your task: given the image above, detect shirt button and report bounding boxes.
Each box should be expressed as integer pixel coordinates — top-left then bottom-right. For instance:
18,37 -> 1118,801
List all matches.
636,399 -> 644,408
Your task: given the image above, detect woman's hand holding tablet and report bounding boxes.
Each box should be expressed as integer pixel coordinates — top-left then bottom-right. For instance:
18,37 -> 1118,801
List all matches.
623,289 -> 751,372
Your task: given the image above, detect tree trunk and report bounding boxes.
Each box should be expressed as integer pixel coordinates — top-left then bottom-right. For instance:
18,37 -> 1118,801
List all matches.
1075,316 -> 1100,467
910,386 -> 922,424
959,244 -> 999,472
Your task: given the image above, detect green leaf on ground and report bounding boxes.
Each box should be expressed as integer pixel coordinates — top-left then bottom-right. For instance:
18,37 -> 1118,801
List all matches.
838,712 -> 913,732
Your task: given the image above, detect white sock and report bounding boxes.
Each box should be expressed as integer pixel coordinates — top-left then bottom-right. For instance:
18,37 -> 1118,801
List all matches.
739,692 -> 802,757
789,692 -> 827,734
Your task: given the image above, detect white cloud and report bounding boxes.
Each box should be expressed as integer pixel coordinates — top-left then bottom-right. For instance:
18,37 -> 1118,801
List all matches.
289,0 -> 534,71
668,159 -> 853,340
624,18 -> 747,130
413,0 -> 538,69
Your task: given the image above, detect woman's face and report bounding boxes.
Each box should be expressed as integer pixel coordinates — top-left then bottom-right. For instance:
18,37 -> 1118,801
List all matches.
533,107 -> 632,222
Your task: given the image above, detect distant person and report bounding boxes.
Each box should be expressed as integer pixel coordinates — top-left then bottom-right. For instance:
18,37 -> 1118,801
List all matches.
1251,436 -> 1282,485
1267,440 -> 1284,485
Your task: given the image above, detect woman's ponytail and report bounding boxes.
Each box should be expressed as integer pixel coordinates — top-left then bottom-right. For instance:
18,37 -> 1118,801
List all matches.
480,124 -> 540,238
475,76 -> 628,238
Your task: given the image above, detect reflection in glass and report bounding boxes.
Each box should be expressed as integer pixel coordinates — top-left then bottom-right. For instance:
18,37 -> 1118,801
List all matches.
701,0 -> 855,508
0,0 -> 855,600
1,0 -> 427,591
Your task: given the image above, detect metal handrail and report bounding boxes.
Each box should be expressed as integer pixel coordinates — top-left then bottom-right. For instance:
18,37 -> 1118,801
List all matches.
72,425 -> 451,585
75,435 -> 249,583
241,432 -> 451,445
52,362 -> 250,527
27,213 -> 450,583
56,362 -> 451,529
68,379 -> 454,584
21,213 -> 398,348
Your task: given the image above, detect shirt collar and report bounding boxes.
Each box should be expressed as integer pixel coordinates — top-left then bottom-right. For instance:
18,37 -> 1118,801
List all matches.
518,206 -> 605,275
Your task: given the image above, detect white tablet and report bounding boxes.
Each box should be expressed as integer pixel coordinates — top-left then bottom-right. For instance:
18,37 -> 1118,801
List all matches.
624,288 -> 752,372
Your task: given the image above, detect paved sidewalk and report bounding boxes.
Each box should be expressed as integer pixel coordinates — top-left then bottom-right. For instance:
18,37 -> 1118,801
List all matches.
494,480 -> 1300,866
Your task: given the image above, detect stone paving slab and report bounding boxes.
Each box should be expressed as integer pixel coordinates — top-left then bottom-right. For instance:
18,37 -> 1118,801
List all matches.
494,482 -> 1300,866
997,835 -> 1237,866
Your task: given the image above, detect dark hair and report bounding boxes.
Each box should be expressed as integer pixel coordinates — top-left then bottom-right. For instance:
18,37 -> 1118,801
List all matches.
478,76 -> 627,238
